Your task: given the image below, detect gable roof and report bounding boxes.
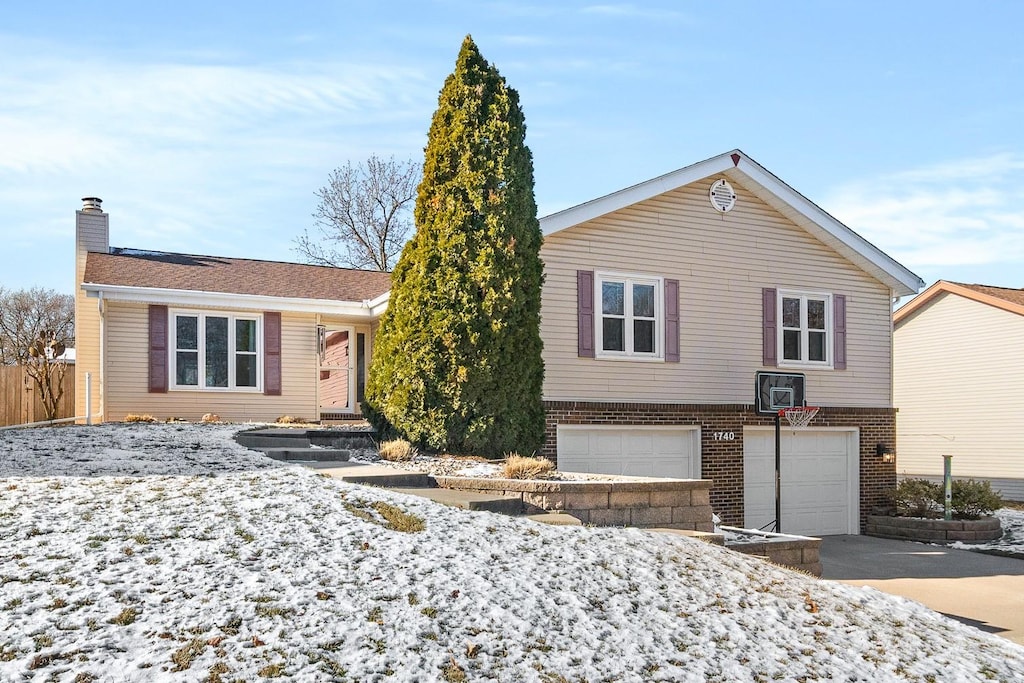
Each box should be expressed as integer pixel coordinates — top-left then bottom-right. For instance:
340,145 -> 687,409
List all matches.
894,280 -> 1024,326
82,249 -> 392,315
539,149 -> 924,297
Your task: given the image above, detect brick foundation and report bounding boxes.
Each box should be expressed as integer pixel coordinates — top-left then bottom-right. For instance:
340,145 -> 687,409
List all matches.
542,401 -> 896,533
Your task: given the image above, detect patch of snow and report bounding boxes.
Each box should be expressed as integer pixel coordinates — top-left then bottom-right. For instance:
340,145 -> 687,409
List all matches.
950,508 -> 1024,556
2,424 -> 1024,681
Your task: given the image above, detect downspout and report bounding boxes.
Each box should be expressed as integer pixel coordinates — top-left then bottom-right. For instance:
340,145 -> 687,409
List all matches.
890,290 -> 898,409
314,314 -> 321,421
97,292 -> 105,422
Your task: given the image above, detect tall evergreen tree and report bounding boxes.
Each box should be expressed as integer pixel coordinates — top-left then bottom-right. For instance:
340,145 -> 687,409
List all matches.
364,35 -> 545,457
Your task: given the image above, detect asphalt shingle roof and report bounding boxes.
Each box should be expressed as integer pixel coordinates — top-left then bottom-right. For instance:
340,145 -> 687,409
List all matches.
83,249 -> 392,302
953,282 -> 1024,308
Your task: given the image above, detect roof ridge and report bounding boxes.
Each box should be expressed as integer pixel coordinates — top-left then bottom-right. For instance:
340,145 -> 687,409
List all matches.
951,281 -> 1024,292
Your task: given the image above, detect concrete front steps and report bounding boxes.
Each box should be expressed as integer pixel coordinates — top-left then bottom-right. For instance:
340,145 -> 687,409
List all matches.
235,427 -> 377,464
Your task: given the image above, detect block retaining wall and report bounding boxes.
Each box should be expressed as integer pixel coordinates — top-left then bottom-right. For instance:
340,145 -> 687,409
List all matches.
433,475 -> 715,532
542,401 -> 896,532
865,515 -> 1002,543
721,528 -> 823,576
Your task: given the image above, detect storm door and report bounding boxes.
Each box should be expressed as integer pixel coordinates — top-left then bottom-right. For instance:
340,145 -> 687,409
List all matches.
318,326 -> 355,416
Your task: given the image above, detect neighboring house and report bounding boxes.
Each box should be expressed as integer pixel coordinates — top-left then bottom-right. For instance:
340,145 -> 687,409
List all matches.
894,280 -> 1024,500
74,150 -> 922,534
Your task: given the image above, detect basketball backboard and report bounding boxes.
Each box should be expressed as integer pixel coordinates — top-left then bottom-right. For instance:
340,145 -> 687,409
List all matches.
755,372 -> 806,415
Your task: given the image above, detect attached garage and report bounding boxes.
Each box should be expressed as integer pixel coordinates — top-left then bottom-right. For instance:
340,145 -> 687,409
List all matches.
743,427 -> 860,536
556,425 -> 701,479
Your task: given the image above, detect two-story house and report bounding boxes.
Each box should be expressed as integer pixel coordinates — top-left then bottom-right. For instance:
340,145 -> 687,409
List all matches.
74,150 -> 922,534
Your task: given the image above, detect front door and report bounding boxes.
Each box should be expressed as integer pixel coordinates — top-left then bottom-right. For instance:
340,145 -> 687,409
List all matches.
318,326 -> 354,416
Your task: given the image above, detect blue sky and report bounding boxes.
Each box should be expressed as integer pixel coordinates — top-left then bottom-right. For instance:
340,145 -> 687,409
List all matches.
2,1 -> 1022,297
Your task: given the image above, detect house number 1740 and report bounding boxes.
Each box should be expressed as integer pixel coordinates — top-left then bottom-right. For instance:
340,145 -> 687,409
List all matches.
712,432 -> 736,441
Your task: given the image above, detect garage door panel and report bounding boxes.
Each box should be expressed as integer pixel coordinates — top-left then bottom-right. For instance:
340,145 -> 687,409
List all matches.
558,431 -> 590,457
557,427 -> 699,479
744,429 -> 857,536
653,433 -> 686,455
625,433 -> 654,456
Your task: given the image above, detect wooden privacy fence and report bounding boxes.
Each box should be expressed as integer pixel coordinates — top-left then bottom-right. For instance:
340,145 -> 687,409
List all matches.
0,365 -> 76,427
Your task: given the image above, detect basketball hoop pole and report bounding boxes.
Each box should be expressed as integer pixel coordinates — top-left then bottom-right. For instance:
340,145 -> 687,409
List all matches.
774,412 -> 782,534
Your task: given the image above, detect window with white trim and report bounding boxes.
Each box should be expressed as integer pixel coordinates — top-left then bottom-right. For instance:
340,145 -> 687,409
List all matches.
172,312 -> 262,390
779,291 -> 831,366
597,274 -> 662,358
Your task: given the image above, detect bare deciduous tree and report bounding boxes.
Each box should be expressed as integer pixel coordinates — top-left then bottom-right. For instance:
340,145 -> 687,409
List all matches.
0,287 -> 75,421
295,155 -> 420,271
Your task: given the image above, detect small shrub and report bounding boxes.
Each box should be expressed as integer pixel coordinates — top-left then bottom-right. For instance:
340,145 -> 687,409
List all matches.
889,478 -> 942,517
379,439 -> 417,462
275,415 -> 308,425
124,414 -> 156,423
950,479 -> 1003,520
502,455 -> 555,480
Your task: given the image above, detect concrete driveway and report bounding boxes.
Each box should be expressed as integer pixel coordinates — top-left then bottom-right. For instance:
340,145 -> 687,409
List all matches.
821,535 -> 1024,645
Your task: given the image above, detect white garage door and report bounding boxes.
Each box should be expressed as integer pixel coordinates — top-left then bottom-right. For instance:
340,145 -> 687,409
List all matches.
743,428 -> 859,536
556,426 -> 701,479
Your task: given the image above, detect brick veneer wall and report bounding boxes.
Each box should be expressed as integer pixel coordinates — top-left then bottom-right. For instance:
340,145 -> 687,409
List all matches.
541,401 -> 896,533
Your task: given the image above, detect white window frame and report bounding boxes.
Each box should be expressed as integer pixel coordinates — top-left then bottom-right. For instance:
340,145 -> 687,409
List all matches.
595,272 -> 664,361
170,310 -> 263,392
777,290 -> 833,369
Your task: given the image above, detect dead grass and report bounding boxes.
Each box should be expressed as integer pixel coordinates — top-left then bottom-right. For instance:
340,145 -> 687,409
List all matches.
501,455 -> 555,480
170,639 -> 206,671
124,414 -> 157,423
109,608 -> 137,626
379,439 -> 417,462
343,500 -> 426,533
372,501 -> 426,532
275,415 -> 313,425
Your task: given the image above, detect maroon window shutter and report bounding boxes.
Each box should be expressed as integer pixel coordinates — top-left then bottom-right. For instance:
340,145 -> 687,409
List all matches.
148,305 -> 168,393
264,312 -> 282,396
833,294 -> 847,370
664,279 -> 680,362
577,270 -> 595,358
762,288 -> 777,367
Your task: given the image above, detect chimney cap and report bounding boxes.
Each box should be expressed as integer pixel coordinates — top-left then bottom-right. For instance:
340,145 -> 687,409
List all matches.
81,197 -> 103,213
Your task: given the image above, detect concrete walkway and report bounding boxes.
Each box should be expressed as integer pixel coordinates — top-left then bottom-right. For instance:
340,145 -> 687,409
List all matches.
821,535 -> 1024,645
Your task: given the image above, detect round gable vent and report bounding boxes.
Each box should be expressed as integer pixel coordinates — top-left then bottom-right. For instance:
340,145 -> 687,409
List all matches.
709,179 -> 736,213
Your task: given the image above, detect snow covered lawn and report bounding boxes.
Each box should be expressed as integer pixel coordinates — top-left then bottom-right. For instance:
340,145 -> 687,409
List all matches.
3,424 -> 1024,681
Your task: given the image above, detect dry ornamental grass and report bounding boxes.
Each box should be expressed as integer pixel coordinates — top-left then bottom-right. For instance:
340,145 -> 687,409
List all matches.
378,439 -> 417,462
501,455 -> 555,480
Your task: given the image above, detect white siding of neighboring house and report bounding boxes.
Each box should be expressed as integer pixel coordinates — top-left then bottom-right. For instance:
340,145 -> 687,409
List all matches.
894,292 -> 1024,499
539,175 -> 895,407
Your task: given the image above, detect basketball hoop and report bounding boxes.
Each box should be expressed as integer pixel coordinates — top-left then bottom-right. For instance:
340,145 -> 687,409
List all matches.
779,406 -> 819,430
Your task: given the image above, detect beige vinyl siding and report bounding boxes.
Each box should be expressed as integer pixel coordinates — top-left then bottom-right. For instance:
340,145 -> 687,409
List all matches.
540,175 -> 894,406
103,302 -> 318,422
894,292 -> 1024,487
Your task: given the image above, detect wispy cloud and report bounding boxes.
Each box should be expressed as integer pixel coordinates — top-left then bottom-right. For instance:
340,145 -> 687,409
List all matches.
824,154 -> 1024,277
581,4 -> 690,21
0,35 -> 436,289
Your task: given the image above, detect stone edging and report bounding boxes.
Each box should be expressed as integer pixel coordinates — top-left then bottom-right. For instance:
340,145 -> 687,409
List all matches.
433,475 -> 714,532
865,515 -> 1002,543
720,527 -> 822,576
